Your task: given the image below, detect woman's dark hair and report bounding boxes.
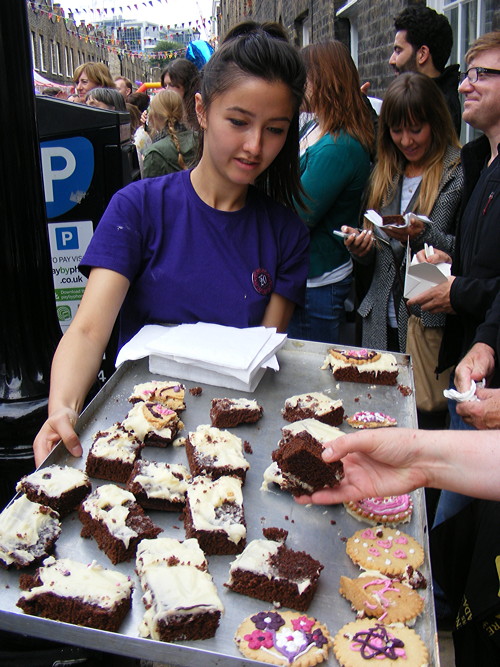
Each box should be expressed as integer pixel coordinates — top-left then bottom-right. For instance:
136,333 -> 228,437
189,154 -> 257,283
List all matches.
86,87 -> 127,111
199,21 -> 306,210
127,92 -> 150,113
160,58 -> 200,130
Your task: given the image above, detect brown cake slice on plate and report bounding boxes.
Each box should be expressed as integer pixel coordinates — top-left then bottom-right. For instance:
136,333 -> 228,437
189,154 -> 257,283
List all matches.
85,424 -> 143,484
210,397 -> 263,427
122,400 -> 184,447
322,348 -> 399,386
266,419 -> 344,496
17,556 -> 133,631
136,537 -> 223,642
78,484 -> 162,564
128,380 -> 186,412
16,465 -> 91,517
225,536 -> 324,612
126,459 -> 191,511
184,475 -> 246,555
185,424 -> 250,482
0,495 -> 61,570
281,391 -> 344,426
382,214 -> 405,226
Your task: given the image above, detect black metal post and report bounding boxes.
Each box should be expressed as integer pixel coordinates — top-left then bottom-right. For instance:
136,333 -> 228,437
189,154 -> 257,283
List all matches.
0,0 -> 62,507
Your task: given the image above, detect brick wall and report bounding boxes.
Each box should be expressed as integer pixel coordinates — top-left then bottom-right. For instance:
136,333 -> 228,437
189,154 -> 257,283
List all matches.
217,0 -> 425,99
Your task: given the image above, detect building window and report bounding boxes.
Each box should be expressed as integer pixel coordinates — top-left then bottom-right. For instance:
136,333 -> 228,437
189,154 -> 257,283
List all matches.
57,43 -> 62,75
39,35 -> 46,71
31,31 -> 37,69
433,0 -> 496,141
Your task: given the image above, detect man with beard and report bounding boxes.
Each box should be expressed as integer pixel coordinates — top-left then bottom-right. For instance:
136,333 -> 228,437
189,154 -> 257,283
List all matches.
389,5 -> 461,137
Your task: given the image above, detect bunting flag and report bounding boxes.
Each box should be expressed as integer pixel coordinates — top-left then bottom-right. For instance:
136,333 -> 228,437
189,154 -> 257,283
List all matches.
27,1 -> 218,58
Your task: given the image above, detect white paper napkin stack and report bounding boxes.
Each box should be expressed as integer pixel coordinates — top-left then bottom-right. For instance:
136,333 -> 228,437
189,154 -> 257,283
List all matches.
115,323 -> 287,392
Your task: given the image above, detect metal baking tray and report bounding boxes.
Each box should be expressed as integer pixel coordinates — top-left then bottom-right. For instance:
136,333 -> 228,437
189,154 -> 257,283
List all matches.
0,339 -> 439,666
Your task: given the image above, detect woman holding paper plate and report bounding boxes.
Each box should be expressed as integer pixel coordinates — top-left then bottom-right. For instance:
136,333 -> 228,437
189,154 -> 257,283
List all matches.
343,72 -> 463,420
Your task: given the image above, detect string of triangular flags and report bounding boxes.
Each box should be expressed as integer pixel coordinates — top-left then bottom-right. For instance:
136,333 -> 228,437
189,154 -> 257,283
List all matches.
28,1 -> 217,58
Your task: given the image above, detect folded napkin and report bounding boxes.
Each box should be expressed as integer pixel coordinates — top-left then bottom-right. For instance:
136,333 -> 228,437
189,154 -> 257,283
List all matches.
115,323 -> 287,391
443,379 -> 485,403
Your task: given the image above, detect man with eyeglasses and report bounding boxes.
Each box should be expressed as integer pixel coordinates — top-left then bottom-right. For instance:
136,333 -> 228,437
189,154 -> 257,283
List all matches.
389,6 -> 461,137
405,31 -> 500,661
407,31 -> 500,425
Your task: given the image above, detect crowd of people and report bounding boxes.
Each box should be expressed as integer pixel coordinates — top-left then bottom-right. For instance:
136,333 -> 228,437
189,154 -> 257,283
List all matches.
32,8 -> 500,664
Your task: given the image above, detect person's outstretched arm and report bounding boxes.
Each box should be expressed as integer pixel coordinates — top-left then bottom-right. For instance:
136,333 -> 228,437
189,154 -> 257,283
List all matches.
33,268 -> 130,466
294,427 -> 500,505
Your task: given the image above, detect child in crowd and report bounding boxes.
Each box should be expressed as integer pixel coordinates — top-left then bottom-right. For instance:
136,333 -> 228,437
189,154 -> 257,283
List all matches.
142,89 -> 198,177
33,22 -> 310,465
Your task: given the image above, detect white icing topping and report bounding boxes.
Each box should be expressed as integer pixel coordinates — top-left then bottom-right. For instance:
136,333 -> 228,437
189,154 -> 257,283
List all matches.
214,397 -> 260,410
186,477 -> 245,544
261,462 -> 285,491
188,425 -> 249,470
283,392 -> 342,415
132,461 -> 191,500
122,402 -> 181,441
17,466 -> 89,496
136,537 -> 223,639
0,495 -> 60,566
322,350 -> 398,374
81,485 -> 137,547
130,381 -> 185,409
281,418 -> 344,444
19,557 -> 132,607
227,539 -> 312,594
90,424 -> 140,463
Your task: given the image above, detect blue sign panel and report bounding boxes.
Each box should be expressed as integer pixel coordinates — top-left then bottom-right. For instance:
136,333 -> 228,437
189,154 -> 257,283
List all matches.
41,136 -> 94,219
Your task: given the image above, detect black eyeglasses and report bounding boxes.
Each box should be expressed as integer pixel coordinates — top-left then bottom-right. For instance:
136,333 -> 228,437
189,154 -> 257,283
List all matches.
460,66 -> 500,84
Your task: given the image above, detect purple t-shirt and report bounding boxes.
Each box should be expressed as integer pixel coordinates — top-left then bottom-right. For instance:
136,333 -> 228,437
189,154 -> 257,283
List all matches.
80,169 -> 309,348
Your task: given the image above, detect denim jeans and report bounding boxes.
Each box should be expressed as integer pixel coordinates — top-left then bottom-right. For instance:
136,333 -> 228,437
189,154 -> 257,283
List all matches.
433,375 -> 476,527
287,275 -> 352,345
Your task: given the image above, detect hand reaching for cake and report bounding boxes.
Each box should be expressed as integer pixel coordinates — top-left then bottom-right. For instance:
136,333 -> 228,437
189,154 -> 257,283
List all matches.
33,407 -> 82,467
294,427 -> 500,505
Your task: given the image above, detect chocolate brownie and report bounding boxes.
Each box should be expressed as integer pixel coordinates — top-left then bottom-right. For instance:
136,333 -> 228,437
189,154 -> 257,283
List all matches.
281,391 -> 344,426
129,380 -> 186,412
78,484 -> 162,564
0,495 -> 61,569
184,476 -> 246,555
322,349 -> 399,386
17,556 -> 133,631
85,424 -> 143,484
185,424 -> 250,482
122,401 -> 184,447
126,460 -> 191,511
16,465 -> 91,517
210,397 -> 263,428
272,431 -> 344,496
225,538 -> 324,611
136,537 -> 223,641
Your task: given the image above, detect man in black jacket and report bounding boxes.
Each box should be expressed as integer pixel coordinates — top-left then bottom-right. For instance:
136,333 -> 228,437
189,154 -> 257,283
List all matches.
389,5 -> 462,137
408,31 -> 500,421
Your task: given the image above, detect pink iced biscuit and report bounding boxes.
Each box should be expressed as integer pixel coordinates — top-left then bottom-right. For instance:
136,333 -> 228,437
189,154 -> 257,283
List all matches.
345,495 -> 413,526
347,411 -> 397,429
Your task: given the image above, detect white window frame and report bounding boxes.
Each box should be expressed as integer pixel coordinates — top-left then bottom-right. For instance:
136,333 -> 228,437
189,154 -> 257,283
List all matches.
39,35 -> 46,72
428,0 -> 495,141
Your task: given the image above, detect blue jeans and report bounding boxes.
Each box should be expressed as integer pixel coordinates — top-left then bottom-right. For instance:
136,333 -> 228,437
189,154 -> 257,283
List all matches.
433,375 -> 476,527
287,276 -> 352,345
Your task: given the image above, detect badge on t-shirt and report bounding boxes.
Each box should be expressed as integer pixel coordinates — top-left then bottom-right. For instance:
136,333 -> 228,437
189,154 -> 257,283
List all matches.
252,268 -> 273,296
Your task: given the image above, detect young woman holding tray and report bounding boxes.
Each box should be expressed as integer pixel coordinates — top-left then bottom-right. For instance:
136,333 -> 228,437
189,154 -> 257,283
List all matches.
33,23 -> 310,466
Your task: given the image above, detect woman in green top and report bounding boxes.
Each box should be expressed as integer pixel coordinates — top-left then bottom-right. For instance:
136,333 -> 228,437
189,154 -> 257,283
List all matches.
287,41 -> 374,344
143,90 -> 198,178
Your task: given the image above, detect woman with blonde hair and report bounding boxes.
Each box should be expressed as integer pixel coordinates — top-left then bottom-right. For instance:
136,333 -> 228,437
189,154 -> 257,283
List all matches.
343,72 -> 463,419
287,40 -> 374,344
142,89 -> 197,177
73,62 -> 115,103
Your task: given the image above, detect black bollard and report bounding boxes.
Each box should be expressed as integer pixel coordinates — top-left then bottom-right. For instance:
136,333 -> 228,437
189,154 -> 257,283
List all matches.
0,0 -> 62,509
